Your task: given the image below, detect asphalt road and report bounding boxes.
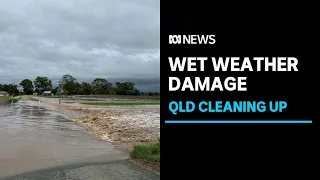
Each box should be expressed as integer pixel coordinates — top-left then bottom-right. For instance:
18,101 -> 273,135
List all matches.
1,160 -> 160,180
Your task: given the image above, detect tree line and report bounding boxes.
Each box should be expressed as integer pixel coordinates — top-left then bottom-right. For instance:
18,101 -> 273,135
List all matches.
0,74 -> 160,96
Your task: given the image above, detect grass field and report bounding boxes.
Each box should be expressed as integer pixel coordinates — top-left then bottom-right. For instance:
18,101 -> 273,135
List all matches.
81,100 -> 160,106
0,96 -> 21,103
0,96 -> 10,101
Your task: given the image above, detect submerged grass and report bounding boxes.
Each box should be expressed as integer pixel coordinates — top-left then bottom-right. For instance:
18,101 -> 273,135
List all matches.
12,97 -> 22,103
81,100 -> 160,106
30,97 -> 39,101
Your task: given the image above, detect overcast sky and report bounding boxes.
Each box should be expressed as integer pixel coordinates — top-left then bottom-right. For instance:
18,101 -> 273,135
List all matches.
0,0 -> 160,91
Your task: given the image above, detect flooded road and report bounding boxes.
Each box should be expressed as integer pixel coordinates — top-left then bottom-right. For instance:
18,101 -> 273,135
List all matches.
0,102 -> 125,178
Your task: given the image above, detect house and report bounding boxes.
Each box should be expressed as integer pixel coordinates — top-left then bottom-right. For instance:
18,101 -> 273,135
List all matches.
0,91 -> 9,96
43,91 -> 53,96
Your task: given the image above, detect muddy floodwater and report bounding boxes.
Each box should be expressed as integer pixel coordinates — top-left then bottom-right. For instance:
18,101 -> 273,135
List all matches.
0,103 -> 125,178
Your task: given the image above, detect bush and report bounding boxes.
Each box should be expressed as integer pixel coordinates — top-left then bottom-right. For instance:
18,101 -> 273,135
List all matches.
130,140 -> 160,162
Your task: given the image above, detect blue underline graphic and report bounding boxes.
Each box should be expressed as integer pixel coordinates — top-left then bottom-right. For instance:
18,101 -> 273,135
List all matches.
165,120 -> 312,124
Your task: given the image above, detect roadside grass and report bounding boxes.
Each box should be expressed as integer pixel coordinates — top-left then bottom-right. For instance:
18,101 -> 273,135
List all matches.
81,100 -> 160,106
130,140 -> 160,163
0,96 -> 21,103
0,96 -> 10,101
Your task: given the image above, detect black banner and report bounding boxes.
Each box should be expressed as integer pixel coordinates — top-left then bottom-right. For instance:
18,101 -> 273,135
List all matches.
161,1 -> 315,179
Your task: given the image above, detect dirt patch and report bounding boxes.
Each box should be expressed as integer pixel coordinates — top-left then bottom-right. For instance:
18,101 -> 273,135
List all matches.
71,107 -> 160,143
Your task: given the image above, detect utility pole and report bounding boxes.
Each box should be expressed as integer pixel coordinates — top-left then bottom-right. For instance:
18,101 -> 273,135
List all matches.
11,82 -> 15,106
58,80 -> 61,104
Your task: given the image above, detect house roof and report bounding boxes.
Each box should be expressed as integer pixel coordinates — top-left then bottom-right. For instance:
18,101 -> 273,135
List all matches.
0,91 -> 8,94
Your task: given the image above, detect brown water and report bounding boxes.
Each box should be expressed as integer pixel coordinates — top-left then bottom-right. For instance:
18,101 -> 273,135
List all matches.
0,103 -> 125,177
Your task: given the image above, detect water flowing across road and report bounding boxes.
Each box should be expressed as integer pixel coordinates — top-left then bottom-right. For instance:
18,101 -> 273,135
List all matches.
0,102 -> 126,178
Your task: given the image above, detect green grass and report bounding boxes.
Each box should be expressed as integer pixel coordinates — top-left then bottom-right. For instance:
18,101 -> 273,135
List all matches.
0,96 -> 21,103
130,140 -> 160,162
81,100 -> 160,106
0,96 -> 10,101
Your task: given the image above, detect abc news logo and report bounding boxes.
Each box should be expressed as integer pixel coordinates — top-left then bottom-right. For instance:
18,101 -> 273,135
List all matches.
169,35 -> 215,44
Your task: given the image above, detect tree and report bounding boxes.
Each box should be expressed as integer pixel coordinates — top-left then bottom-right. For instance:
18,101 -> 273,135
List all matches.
80,82 -> 93,95
34,76 -> 52,95
74,82 -> 81,95
114,82 -> 136,95
63,81 -> 77,95
61,74 -> 76,85
61,74 -> 77,95
131,89 -> 141,95
9,84 -> 19,96
51,87 -> 58,95
20,79 -> 34,95
91,78 -> 112,94
0,84 -> 19,96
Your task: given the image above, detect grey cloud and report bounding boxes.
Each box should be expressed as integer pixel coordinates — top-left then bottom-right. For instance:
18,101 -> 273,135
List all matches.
0,0 -> 159,91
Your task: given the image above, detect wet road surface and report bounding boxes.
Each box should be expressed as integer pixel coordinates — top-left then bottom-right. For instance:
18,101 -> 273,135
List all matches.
0,102 -> 159,179
1,160 -> 159,180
